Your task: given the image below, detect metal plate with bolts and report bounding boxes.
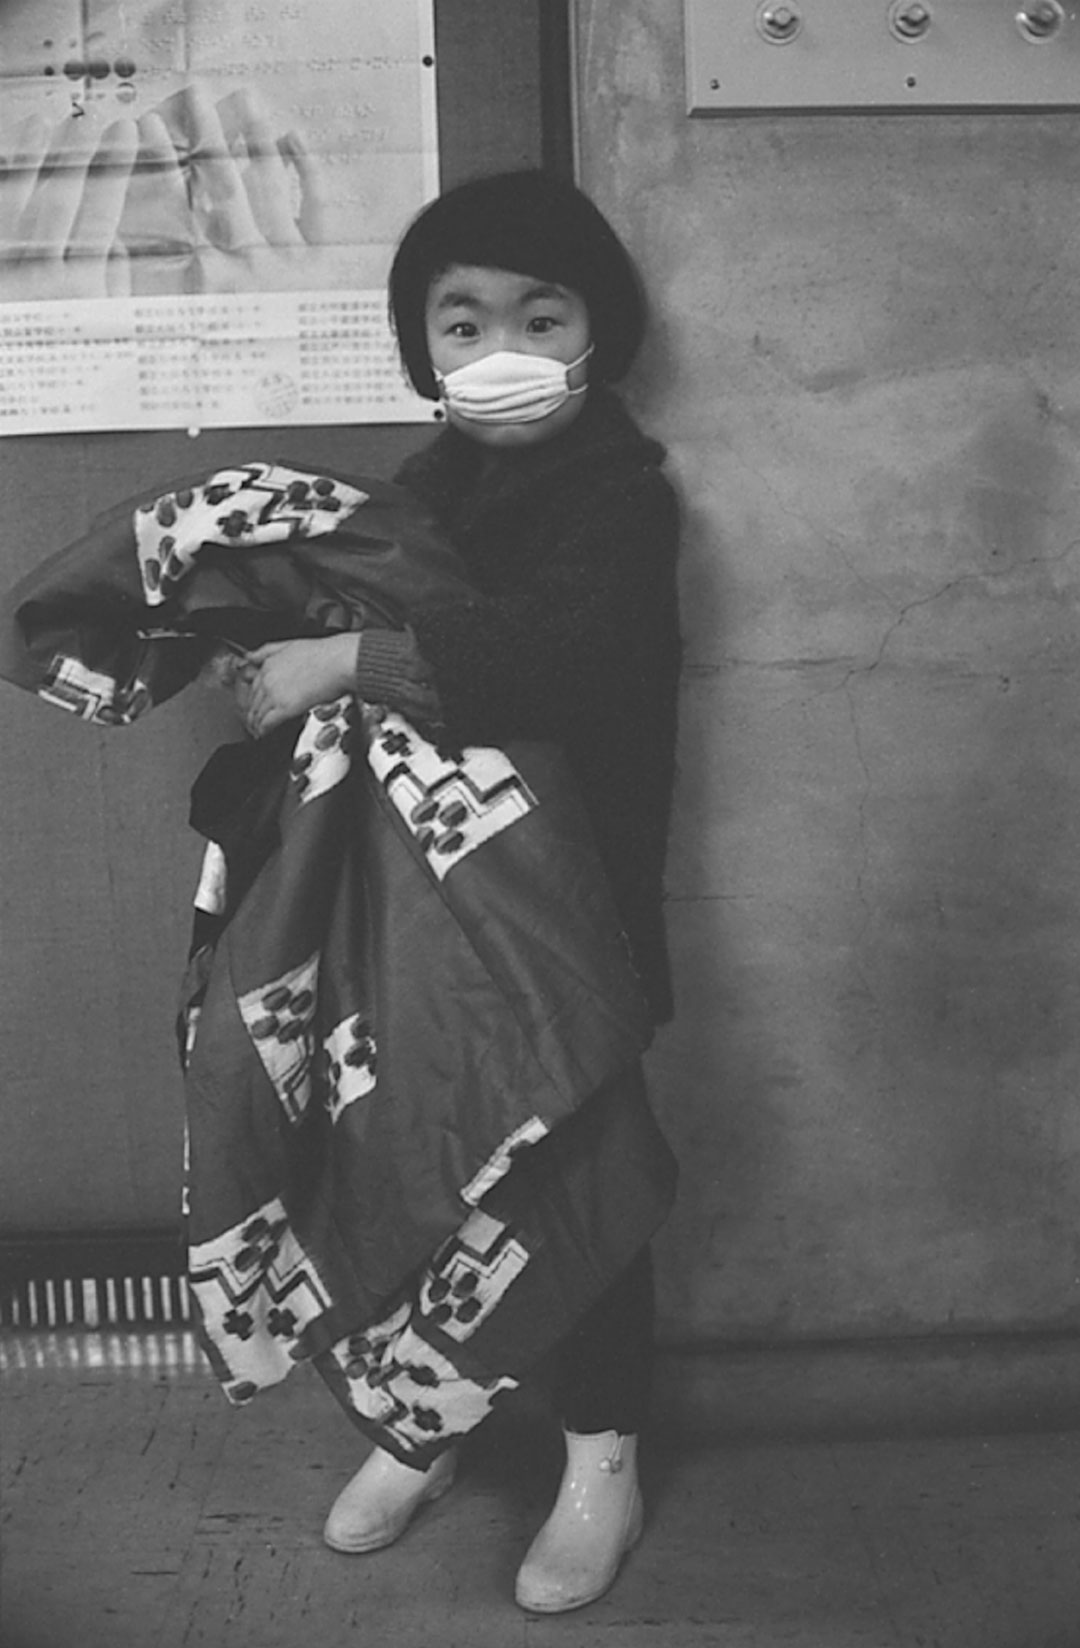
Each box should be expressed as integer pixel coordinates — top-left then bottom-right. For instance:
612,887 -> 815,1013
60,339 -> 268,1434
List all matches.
685,0 -> 1080,112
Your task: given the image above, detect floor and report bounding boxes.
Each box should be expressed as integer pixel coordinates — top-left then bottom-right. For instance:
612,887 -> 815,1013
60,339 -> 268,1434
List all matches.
2,1330 -> 1079,1648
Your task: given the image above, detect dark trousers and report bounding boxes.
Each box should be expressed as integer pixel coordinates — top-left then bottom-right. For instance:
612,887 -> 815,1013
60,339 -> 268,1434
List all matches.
548,1245 -> 655,1435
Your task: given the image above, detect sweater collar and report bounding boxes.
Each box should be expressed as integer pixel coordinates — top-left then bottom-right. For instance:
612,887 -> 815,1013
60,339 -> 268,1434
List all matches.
396,388 -> 666,526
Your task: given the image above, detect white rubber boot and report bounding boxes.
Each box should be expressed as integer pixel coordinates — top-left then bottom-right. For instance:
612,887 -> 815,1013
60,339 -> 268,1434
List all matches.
514,1430 -> 644,1613
322,1444 -> 458,1554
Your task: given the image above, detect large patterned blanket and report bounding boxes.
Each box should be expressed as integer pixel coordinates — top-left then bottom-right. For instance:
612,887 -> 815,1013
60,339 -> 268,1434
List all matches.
1,462 -> 676,1463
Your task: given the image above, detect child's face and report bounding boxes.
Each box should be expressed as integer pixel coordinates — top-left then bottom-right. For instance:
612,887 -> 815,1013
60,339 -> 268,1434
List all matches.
425,264 -> 592,450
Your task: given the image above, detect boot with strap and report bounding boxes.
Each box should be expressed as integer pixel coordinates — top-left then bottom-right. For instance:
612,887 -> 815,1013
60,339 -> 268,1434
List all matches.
514,1430 -> 644,1613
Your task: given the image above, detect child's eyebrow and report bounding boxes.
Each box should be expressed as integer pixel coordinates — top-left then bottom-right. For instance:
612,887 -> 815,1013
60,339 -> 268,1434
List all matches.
432,288 -> 482,311
520,283 -> 571,303
431,281 -> 572,311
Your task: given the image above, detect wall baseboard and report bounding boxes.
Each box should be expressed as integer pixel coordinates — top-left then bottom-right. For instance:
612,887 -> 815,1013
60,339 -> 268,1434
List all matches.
654,1332 -> 1080,1442
4,1233 -> 1080,1441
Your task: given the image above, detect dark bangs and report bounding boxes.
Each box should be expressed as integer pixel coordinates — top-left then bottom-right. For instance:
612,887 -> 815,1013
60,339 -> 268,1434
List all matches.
389,170 -> 647,399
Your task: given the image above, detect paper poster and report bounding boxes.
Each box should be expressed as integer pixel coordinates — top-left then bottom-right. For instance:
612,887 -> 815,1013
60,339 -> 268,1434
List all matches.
0,0 -> 440,432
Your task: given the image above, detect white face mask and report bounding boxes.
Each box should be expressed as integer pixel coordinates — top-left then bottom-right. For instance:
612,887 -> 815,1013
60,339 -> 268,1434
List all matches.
434,346 -> 593,425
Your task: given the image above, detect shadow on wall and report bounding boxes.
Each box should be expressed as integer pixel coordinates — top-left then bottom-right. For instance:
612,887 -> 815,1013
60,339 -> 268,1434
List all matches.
853,655 -> 1080,1326
643,377 -> 1080,1345
638,438 -> 782,1346
811,397 -> 1080,1333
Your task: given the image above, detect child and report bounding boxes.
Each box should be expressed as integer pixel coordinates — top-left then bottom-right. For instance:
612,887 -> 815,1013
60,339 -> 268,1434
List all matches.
238,169 -> 682,1613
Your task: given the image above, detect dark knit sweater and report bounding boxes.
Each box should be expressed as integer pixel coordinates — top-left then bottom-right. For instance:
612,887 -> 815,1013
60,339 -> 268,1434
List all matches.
359,389 -> 681,1024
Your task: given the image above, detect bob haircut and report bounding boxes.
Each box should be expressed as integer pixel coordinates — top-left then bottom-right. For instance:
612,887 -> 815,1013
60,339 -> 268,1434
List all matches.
389,170 -> 648,400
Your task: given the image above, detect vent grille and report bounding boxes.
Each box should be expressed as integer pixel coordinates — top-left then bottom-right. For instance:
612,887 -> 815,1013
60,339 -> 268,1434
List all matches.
0,1231 -> 192,1330
3,1272 -> 192,1329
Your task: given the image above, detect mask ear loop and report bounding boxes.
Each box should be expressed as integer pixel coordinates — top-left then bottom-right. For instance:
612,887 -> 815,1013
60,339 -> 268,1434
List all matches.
565,342 -> 594,397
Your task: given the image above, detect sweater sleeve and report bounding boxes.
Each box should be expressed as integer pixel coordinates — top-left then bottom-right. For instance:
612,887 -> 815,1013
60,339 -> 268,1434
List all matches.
409,468 -> 680,749
354,626 -> 442,725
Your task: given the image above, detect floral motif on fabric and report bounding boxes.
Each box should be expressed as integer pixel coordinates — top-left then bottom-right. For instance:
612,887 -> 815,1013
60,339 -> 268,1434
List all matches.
289,696 -> 356,805
419,1209 -> 530,1343
237,955 -> 320,1124
331,1312 -> 517,1452
133,463 -> 368,608
323,1013 -> 377,1122
367,711 -> 537,882
322,1209 -> 530,1454
189,1198 -> 332,1402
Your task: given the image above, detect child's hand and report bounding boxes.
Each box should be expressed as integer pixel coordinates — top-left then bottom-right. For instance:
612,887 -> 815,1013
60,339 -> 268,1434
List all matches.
238,634 -> 359,737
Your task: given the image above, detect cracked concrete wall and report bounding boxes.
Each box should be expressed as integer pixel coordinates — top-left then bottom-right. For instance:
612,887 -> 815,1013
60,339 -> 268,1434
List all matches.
576,0 -> 1080,1342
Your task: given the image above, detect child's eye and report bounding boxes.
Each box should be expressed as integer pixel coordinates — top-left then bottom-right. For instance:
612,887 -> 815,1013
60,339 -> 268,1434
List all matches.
446,320 -> 479,339
527,315 -> 559,334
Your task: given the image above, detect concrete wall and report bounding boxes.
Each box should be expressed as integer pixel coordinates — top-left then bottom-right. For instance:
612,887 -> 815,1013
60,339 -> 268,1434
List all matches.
576,0 -> 1080,1345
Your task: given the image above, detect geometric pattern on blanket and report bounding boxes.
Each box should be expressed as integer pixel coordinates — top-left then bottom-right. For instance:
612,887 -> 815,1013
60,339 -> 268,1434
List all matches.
289,696 -> 355,806
188,1198 -> 333,1403
133,461 -> 368,607
0,458 -> 670,1464
458,1116 -> 551,1207
324,1012 -> 378,1123
369,710 -> 537,882
237,957 -> 320,1126
417,1208 -> 531,1342
325,1208 -> 528,1453
332,1314 -> 519,1455
39,653 -> 152,726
